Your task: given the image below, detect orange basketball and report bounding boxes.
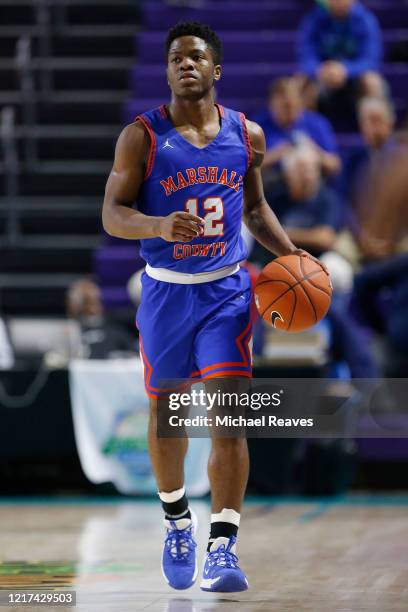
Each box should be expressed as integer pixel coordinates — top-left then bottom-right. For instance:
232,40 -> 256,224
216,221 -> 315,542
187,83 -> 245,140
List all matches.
254,255 -> 332,332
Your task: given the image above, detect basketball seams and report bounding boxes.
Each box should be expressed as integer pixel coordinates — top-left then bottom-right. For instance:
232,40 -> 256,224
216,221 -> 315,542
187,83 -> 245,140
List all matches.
298,256 -> 318,324
273,259 -> 303,284
260,287 -> 294,319
276,258 -> 324,324
287,288 -> 298,331
255,278 -> 293,289
299,255 -> 332,297
303,274 -> 332,297
258,269 -> 325,318
260,287 -> 296,329
298,280 -> 318,324
257,258 -> 332,330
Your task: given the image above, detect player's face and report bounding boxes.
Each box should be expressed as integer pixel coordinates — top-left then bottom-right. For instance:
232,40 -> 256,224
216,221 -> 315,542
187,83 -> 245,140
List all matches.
327,0 -> 353,19
360,108 -> 393,148
167,36 -> 221,99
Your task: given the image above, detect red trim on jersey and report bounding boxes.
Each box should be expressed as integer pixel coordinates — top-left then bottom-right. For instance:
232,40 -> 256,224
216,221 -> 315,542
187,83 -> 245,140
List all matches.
136,114 -> 157,180
159,104 -> 167,118
190,320 -> 252,377
139,323 -> 252,395
215,103 -> 225,118
239,112 -> 253,170
139,336 -> 191,396
236,319 -> 252,363
201,370 -> 252,380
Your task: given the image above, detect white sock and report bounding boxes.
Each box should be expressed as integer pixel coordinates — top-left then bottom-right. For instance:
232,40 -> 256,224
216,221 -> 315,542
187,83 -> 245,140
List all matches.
208,508 -> 240,552
158,486 -> 185,503
158,486 -> 192,526
210,508 -> 240,526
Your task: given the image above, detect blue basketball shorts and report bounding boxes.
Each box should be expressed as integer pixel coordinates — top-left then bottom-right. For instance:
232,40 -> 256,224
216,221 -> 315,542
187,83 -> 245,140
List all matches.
136,267 -> 252,398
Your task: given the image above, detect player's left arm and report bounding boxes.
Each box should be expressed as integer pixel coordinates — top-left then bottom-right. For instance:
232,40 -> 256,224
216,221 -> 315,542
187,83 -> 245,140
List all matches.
242,119 -> 325,267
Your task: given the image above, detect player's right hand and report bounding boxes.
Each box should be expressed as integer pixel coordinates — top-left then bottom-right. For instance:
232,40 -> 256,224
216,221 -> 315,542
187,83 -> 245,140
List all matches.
159,211 -> 205,242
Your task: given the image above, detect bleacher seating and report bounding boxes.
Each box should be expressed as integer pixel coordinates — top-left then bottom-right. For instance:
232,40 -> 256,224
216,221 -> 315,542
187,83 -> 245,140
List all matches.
2,0 -> 408,317
125,1 -> 408,140
0,0 -> 139,314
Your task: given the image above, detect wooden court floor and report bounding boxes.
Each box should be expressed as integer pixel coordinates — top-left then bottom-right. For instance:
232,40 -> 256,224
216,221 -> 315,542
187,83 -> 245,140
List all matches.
0,496 -> 407,611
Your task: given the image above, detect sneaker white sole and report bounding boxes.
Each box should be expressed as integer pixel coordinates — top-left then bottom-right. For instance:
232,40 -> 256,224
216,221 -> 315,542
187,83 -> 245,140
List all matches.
200,548 -> 249,592
200,572 -> 248,592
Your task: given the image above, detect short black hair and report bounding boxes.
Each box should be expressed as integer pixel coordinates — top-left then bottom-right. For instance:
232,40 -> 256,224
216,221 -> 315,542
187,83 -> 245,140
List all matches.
166,21 -> 222,65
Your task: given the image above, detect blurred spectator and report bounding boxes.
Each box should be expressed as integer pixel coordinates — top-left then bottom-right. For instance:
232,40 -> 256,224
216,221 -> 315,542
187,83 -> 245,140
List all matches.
358,96 -> 396,152
273,149 -> 341,258
251,77 -> 377,377
351,144 -> 408,376
66,279 -> 136,359
352,254 -> 408,377
297,0 -> 386,114
257,77 -> 341,178
341,96 -> 397,243
253,78 -> 342,261
359,146 -> 408,261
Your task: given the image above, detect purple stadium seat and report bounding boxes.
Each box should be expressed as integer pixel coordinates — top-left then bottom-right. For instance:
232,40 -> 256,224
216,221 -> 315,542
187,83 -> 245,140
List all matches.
142,3 -> 408,32
101,286 -> 135,311
136,30 -> 408,65
130,63 -> 408,100
136,31 -> 298,63
94,245 -> 145,310
143,4 -> 307,31
94,245 -> 144,285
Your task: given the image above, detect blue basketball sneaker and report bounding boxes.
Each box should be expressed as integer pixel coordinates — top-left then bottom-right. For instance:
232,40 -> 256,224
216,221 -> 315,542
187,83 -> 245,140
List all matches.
200,536 -> 249,592
161,511 -> 198,590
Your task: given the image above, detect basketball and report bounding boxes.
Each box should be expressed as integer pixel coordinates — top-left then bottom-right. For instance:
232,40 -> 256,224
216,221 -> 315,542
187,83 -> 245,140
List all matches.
254,255 -> 332,332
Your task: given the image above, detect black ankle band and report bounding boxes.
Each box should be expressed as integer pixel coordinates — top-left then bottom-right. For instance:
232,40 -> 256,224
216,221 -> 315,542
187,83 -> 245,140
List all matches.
162,493 -> 189,519
207,521 -> 238,551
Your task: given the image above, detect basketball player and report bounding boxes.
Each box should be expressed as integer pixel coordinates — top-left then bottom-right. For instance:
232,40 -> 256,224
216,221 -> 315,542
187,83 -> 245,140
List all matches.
102,22 -> 322,593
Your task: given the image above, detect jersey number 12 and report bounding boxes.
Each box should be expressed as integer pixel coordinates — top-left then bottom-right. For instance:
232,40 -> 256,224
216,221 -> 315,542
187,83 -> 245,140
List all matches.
185,197 -> 224,237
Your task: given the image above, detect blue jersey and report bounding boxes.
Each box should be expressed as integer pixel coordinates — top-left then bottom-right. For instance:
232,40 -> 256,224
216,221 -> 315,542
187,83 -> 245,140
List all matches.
135,103 -> 250,273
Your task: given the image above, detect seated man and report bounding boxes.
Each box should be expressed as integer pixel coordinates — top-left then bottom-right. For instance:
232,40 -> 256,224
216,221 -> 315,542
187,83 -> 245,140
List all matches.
342,96 -> 396,217
66,279 -> 136,359
357,96 -> 396,154
346,143 -> 408,378
256,77 -> 341,178
297,0 -> 386,114
340,97 -> 402,260
253,77 -> 342,262
359,144 -> 408,261
275,147 -> 340,257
